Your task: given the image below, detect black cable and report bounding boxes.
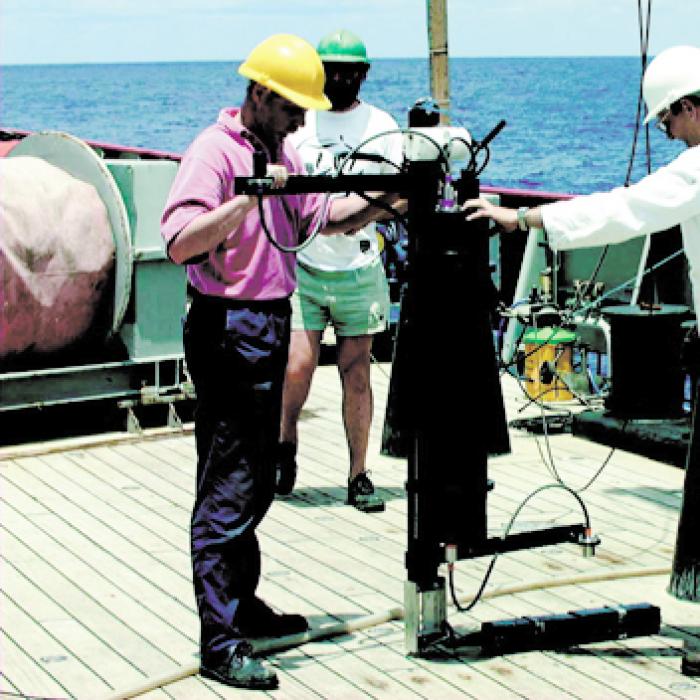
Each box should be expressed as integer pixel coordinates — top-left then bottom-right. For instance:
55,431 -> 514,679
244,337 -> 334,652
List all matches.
448,14 -> 665,628
449,550 -> 499,614
535,410 -> 567,483
533,381 -> 618,495
498,324 -> 561,374
448,483 -> 592,614
334,136 -> 408,228
355,191 -> 409,229
446,136 -> 478,174
254,128 -> 408,255
514,0 -> 663,495
466,120 -> 506,178
572,433 -> 620,493
256,193 -> 331,254
339,151 -> 404,175
474,144 -> 491,178
337,127 -> 450,174
498,321 -> 613,491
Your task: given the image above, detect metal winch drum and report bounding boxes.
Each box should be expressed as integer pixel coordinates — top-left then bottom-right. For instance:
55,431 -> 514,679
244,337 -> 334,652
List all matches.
0,131 -> 187,413
2,132 -> 133,359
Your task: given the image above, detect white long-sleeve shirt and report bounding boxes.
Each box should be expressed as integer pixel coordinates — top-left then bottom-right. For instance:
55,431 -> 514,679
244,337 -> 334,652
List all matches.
541,145 -> 700,311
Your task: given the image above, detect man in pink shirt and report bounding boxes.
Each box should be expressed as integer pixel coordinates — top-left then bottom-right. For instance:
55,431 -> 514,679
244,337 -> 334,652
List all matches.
161,34 -> 396,691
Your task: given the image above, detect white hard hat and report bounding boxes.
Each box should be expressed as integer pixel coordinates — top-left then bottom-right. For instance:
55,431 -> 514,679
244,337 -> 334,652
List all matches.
643,45 -> 700,124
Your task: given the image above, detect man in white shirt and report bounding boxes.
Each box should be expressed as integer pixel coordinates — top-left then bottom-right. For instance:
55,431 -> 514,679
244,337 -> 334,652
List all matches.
464,45 -> 700,315
463,44 -> 700,677
277,29 -> 403,512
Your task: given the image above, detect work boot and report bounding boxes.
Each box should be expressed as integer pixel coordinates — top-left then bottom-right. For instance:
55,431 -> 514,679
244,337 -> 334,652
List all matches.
347,471 -> 385,513
236,597 -> 308,638
200,642 -> 278,690
275,441 -> 297,495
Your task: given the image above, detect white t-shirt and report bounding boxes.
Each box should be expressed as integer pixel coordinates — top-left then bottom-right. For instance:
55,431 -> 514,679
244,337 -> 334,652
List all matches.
541,145 -> 700,313
290,101 -> 403,271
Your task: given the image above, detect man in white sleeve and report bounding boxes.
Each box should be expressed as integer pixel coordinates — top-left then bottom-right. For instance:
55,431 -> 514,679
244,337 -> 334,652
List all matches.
276,29 -> 404,512
463,44 -> 700,677
464,45 -> 700,313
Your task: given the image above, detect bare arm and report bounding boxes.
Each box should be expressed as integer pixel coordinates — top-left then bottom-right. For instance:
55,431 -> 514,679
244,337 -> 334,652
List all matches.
462,197 -> 544,232
167,164 -> 289,264
320,192 -> 403,236
168,195 -> 257,264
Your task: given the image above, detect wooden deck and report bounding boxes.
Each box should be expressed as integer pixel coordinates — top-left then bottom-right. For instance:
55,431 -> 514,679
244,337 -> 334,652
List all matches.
3,360 -> 700,699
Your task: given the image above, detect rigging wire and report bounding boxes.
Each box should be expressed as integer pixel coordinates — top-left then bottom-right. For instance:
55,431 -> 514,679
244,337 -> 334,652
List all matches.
626,0 -> 654,186
575,246 -> 685,318
505,0 -> 673,498
572,0 -> 653,306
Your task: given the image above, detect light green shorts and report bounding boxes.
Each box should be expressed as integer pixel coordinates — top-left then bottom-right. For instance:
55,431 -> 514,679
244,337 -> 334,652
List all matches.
291,258 -> 390,336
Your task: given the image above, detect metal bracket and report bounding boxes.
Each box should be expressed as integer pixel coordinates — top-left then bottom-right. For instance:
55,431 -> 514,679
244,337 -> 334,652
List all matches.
125,406 -> 142,434
404,578 -> 447,656
167,402 -> 183,429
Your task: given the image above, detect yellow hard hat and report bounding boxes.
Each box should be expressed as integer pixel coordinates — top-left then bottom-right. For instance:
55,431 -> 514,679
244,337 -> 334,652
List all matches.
239,34 -> 331,111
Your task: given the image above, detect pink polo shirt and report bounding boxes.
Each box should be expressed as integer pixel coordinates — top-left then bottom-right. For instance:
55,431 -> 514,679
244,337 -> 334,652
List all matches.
161,108 -> 326,300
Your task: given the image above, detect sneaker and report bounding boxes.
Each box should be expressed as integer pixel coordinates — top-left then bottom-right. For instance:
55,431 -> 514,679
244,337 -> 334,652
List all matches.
347,471 -> 385,513
275,441 -> 297,495
200,642 -> 278,690
236,597 -> 308,638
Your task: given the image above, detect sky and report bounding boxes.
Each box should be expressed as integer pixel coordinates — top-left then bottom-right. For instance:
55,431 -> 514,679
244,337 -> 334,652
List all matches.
1,0 -> 698,65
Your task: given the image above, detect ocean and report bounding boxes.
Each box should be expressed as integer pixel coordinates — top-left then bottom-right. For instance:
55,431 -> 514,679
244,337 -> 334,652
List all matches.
1,57 -> 685,195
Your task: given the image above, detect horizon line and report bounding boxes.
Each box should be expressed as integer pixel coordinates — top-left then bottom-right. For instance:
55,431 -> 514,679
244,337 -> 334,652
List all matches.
2,54 -> 649,68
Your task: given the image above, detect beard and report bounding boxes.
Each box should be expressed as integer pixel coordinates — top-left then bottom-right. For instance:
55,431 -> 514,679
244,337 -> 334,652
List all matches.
324,78 -> 363,111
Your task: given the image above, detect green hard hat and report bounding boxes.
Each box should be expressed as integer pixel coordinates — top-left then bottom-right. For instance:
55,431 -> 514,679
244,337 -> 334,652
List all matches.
317,29 -> 370,64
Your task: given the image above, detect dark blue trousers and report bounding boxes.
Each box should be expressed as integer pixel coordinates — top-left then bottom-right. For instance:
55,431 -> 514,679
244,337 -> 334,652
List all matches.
183,292 -> 290,660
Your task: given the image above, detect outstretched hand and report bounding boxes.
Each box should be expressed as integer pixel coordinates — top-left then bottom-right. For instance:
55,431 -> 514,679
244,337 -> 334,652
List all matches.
462,197 -> 519,233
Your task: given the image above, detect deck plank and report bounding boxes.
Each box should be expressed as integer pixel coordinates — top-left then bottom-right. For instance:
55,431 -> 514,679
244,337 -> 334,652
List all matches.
1,527 -> 172,684
0,588 -> 113,695
0,627 -> 71,698
4,364 -> 700,698
1,505 -> 197,663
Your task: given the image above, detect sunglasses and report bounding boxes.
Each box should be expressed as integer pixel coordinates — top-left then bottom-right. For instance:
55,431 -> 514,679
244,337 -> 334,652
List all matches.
655,108 -> 672,135
323,62 -> 368,79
